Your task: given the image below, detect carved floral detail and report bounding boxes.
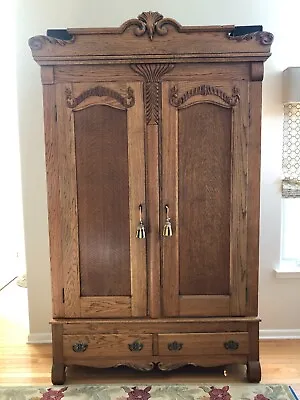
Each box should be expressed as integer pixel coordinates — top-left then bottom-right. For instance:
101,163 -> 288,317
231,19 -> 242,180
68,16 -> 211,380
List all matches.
169,85 -> 240,107
131,64 -> 174,124
227,31 -> 274,45
65,86 -> 135,109
125,11 -> 182,40
28,35 -> 75,50
122,386 -> 152,400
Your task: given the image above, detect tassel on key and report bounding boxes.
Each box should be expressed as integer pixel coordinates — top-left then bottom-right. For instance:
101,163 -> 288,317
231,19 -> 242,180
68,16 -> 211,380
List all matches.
163,205 -> 173,237
136,204 -> 146,239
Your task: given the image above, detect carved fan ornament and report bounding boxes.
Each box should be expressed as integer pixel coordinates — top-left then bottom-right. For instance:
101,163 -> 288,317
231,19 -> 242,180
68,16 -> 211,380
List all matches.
169,85 -> 240,107
131,64 -> 174,125
65,86 -> 135,109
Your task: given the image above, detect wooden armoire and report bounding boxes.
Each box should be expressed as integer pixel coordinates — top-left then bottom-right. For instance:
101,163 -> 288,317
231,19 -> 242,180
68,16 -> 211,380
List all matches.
29,12 -> 273,384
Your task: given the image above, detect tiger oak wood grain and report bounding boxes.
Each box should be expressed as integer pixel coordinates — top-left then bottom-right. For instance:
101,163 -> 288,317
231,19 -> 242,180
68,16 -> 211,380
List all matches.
157,332 -> 249,356
75,104 -> 131,297
29,13 -> 272,383
63,334 -> 153,359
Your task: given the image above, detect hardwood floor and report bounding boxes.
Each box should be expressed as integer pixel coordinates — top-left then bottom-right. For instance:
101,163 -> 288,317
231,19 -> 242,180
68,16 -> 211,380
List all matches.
0,282 -> 299,397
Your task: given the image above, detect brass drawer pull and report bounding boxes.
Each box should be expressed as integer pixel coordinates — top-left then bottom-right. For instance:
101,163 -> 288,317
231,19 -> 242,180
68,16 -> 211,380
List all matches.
224,340 -> 239,351
168,341 -> 183,351
72,341 -> 88,352
128,340 -> 144,352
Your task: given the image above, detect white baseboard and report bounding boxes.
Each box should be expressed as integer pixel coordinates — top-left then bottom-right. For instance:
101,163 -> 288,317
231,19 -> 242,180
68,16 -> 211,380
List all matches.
27,330 -> 300,344
27,333 -> 52,344
259,329 -> 300,339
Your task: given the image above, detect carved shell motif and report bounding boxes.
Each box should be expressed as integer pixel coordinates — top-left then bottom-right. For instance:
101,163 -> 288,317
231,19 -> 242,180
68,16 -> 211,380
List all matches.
136,11 -> 164,40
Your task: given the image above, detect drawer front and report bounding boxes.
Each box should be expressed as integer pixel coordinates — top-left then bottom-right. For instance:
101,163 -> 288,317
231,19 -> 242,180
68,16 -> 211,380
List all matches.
63,334 -> 152,358
158,332 -> 248,356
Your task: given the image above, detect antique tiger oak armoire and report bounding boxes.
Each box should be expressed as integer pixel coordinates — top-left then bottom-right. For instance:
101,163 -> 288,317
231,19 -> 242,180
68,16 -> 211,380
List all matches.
29,12 -> 273,384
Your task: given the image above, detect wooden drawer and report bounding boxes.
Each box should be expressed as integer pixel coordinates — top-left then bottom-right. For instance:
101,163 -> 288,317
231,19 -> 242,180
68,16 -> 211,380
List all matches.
63,334 -> 152,359
158,332 -> 249,356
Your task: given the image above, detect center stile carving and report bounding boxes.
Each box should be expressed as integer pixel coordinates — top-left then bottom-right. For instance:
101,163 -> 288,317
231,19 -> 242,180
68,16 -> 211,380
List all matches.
131,64 -> 174,125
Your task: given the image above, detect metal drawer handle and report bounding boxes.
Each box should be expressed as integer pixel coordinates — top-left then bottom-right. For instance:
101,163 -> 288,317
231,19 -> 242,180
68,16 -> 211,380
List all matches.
128,340 -> 144,352
168,341 -> 183,351
224,340 -> 239,351
72,341 -> 88,352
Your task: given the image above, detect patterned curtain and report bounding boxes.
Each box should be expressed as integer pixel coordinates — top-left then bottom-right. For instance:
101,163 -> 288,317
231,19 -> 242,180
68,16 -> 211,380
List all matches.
282,103 -> 300,197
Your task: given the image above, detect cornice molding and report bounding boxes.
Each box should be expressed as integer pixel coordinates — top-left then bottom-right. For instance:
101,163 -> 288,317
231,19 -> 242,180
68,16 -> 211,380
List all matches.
227,31 -> 274,46
28,35 -> 75,50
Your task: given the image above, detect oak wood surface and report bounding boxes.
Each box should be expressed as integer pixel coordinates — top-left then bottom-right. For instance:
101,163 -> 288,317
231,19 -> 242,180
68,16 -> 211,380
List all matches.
30,13 -> 272,383
29,14 -> 272,65
146,124 -> 161,318
62,319 -> 249,334
161,82 -> 179,317
75,104 -> 131,297
178,102 -> 231,296
127,82 -> 147,317
53,63 -> 250,84
161,81 -> 248,318
63,334 -> 153,359
157,332 -> 249,356
246,81 -> 262,316
43,84 -> 65,318
56,83 -> 81,318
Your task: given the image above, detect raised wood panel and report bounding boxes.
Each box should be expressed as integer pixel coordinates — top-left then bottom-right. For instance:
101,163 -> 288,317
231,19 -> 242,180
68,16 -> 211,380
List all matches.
63,334 -> 153,359
158,332 -> 249,356
178,102 -> 231,296
161,80 -> 248,318
56,81 -> 146,318
75,105 -> 131,297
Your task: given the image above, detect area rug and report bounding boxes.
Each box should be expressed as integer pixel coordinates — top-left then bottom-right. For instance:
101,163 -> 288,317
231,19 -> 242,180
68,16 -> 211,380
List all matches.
0,384 -> 298,400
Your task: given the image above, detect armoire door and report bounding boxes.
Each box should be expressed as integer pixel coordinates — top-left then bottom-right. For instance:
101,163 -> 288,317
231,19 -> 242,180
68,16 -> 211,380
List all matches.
54,81 -> 147,318
161,80 -> 249,317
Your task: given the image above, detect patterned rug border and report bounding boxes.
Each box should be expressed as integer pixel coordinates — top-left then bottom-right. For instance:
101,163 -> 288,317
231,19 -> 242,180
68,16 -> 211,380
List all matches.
0,383 -> 298,400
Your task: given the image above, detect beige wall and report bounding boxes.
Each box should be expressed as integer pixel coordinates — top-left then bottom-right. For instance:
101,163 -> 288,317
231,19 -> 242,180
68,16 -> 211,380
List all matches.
16,0 -> 300,336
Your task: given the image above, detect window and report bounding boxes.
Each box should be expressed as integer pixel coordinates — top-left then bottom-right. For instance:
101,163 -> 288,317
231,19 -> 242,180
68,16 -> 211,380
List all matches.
281,198 -> 300,265
277,69 -> 300,277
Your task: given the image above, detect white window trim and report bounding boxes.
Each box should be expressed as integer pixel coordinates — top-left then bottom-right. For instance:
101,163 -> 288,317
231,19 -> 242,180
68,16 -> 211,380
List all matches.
274,198 -> 300,278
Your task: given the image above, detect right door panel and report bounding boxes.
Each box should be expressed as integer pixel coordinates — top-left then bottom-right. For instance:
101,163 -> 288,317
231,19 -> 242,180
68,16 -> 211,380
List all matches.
161,80 -> 249,317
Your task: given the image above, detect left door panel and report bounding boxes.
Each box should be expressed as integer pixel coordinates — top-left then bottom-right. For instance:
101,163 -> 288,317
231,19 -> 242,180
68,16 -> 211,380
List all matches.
53,81 -> 147,318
